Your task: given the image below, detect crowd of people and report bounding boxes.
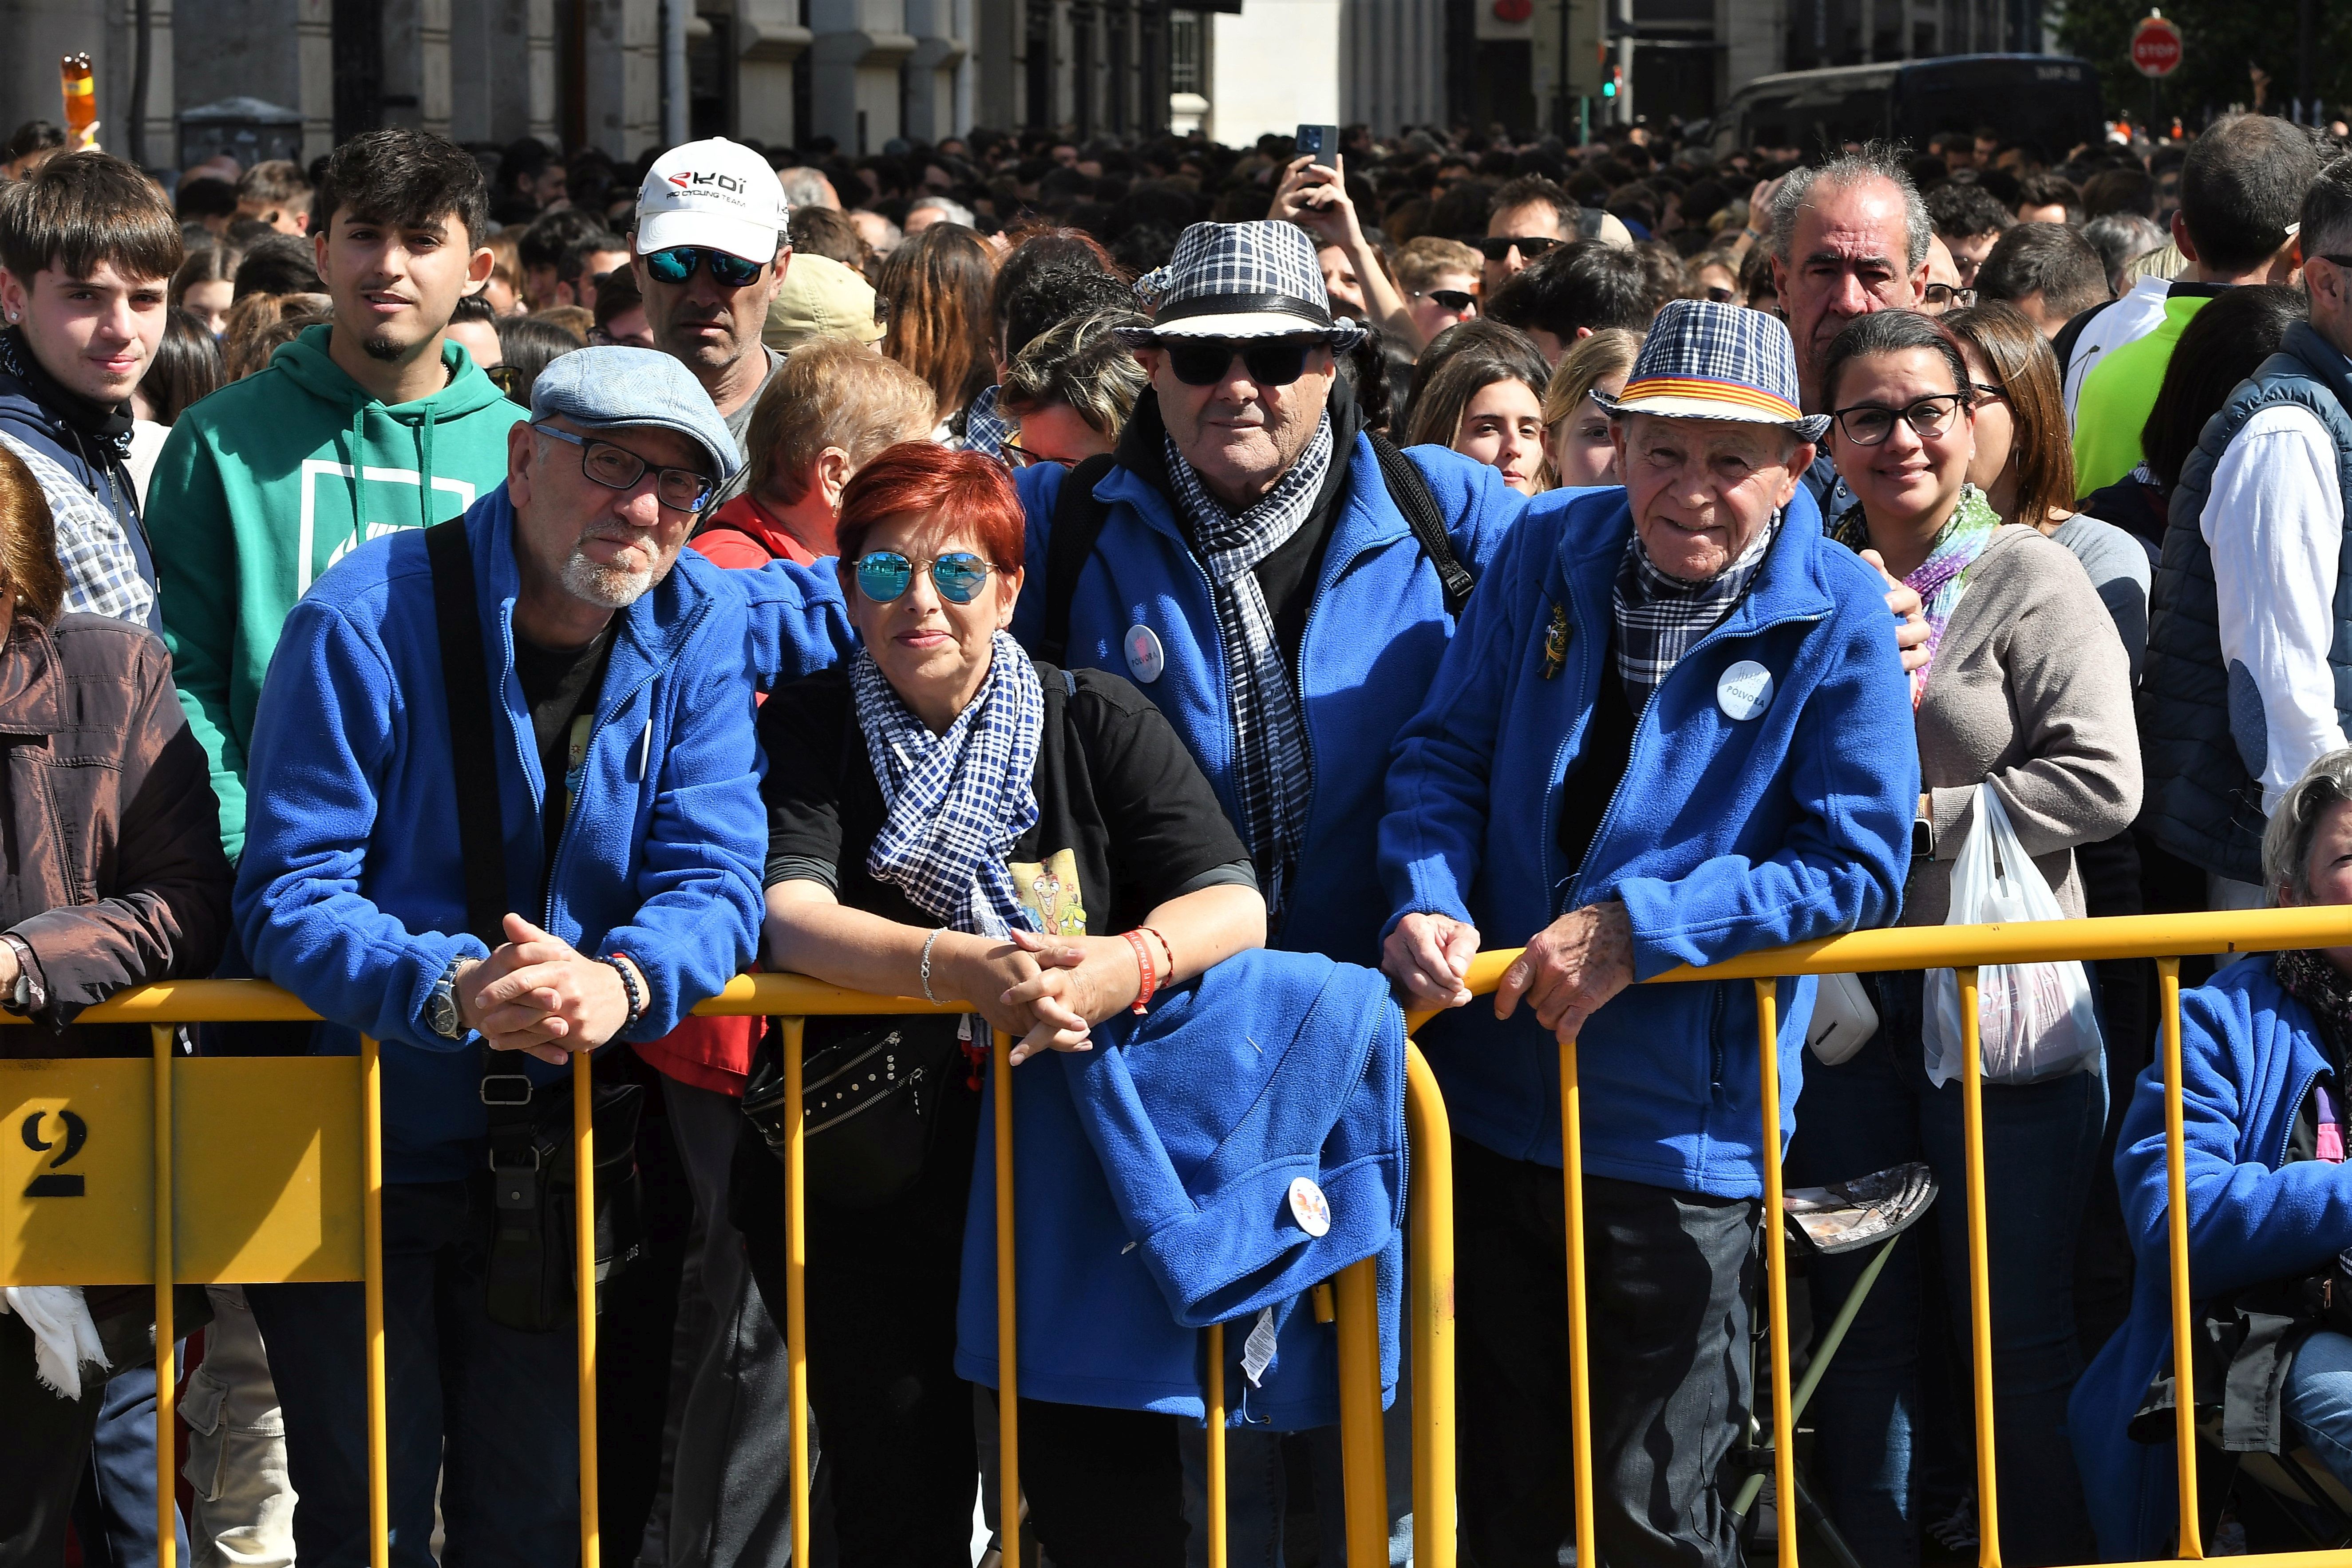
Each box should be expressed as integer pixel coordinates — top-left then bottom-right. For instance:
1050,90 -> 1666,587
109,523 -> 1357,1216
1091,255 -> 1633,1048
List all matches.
8,95 -> 2352,1568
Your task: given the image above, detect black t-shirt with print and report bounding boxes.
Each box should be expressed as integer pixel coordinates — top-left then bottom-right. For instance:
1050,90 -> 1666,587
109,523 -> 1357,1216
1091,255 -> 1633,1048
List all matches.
513,627 -> 614,895
758,656 -> 1255,940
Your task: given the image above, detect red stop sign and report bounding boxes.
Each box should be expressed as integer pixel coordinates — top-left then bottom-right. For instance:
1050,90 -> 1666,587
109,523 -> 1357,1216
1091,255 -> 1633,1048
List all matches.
2131,14 -> 2182,78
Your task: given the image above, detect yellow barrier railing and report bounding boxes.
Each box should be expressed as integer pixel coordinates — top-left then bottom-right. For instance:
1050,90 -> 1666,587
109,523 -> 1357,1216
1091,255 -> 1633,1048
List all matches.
1402,905 -> 2352,1568
0,972 -> 1454,1568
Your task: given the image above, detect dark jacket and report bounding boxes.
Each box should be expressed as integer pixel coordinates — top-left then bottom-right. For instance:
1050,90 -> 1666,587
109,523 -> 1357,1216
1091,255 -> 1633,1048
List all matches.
0,613 -> 235,1057
0,330 -> 162,634
2142,321 -> 2352,882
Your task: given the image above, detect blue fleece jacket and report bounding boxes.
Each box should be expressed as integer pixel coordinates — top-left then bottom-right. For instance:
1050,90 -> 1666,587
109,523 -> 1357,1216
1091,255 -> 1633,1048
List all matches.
2071,958 -> 2352,1558
956,949 -> 1403,1429
233,486 -> 845,1183
1378,486 -> 1916,1197
1011,437 -> 1523,964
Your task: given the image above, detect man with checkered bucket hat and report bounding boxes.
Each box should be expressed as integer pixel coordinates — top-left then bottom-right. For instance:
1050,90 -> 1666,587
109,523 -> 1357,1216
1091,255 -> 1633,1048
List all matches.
1006,218 -> 1529,1544
1379,300 -> 1921,1566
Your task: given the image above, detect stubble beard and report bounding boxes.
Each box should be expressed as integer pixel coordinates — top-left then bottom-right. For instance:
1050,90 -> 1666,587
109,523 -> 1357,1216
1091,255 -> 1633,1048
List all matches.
561,542 -> 658,608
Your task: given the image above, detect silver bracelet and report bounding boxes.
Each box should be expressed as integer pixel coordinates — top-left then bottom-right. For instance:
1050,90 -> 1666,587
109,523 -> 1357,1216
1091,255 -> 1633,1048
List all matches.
920,928 -> 945,1004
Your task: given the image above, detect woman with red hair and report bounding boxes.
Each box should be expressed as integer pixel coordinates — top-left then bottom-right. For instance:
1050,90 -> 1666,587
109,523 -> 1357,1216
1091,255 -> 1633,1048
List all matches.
733,442 -> 1266,1566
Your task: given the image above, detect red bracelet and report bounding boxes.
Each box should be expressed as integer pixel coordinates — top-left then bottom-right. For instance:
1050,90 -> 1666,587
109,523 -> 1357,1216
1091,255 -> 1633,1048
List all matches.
1123,928 -> 1158,1014
1142,925 -> 1173,978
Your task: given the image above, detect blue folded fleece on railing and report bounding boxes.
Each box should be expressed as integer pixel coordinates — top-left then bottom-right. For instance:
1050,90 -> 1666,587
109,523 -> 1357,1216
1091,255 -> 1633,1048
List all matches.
954,948 -> 1406,1430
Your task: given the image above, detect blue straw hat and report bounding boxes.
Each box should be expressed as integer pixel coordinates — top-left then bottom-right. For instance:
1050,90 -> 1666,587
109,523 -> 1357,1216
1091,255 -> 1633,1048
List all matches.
1593,299 -> 1830,442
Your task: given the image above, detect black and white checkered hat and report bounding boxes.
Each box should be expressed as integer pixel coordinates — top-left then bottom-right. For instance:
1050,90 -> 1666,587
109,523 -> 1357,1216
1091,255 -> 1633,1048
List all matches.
1116,221 -> 1367,349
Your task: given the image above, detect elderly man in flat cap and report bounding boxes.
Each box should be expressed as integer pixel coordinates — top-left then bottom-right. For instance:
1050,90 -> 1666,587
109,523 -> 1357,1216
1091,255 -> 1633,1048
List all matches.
1382,300 -> 1919,1568
231,346 -> 844,1566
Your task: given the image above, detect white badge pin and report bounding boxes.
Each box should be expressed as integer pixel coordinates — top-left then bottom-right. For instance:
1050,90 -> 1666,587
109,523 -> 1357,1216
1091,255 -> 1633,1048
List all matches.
1288,1176 -> 1332,1238
1717,659 -> 1774,722
1125,623 -> 1166,684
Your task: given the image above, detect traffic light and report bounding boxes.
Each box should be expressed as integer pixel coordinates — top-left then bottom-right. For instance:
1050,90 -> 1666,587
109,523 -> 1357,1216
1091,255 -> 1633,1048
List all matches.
1602,60 -> 1621,99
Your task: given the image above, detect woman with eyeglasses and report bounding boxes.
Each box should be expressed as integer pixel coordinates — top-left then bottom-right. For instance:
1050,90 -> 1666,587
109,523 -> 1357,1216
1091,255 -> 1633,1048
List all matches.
1789,307 -> 2139,1568
995,307 -> 1147,471
734,443 -> 1266,1567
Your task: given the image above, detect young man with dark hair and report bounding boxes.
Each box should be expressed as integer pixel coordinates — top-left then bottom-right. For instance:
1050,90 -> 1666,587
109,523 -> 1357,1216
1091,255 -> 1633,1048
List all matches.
519,206 -> 604,310
149,126 -> 523,861
557,228 -> 629,310
0,148 -> 182,634
2014,170 -> 2083,226
1484,238 -> 1658,364
2062,114 -> 2321,490
235,158 -> 312,236
1976,221 -> 2110,337
1925,181 -> 2013,289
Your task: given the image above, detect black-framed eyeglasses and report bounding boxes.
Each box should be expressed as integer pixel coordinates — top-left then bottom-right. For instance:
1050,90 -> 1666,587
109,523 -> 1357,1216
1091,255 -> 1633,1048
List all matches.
1970,380 -> 2007,403
641,245 -> 765,288
1921,283 -> 1978,310
531,423 -> 715,513
999,437 -> 1077,471
1829,393 -> 1970,447
1163,336 -> 1321,388
1412,288 -> 1477,313
853,550 -> 999,604
1473,234 -> 1563,262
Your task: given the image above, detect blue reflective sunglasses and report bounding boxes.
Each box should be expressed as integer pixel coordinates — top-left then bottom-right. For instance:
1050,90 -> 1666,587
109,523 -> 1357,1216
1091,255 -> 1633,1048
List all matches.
641,245 -> 764,287
853,551 -> 997,604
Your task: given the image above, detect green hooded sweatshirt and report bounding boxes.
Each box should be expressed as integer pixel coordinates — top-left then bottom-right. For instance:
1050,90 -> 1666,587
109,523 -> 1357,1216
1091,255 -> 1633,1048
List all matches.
149,324 -> 526,857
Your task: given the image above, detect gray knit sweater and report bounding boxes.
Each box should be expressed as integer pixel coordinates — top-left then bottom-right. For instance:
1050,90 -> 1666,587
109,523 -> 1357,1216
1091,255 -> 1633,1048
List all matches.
1906,523 -> 2143,927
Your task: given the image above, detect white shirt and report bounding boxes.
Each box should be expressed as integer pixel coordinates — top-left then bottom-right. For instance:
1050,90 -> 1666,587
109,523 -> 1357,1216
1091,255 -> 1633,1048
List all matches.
2062,276 -> 2174,430
2201,401 -> 2348,813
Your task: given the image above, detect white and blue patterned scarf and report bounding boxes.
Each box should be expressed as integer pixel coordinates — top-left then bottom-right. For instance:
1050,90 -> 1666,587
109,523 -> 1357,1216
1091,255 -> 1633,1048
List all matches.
852,630 -> 1045,937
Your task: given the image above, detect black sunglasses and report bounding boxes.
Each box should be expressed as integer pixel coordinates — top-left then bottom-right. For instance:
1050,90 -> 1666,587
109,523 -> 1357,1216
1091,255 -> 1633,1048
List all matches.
1413,288 -> 1477,312
486,363 -> 526,400
641,246 -> 765,287
1473,234 -> 1563,262
531,423 -> 715,512
1163,336 -> 1321,388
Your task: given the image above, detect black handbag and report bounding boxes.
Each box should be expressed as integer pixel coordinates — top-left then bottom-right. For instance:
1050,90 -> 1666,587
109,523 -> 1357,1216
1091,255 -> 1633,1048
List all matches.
740,1012 -> 967,1208
426,517 -> 647,1334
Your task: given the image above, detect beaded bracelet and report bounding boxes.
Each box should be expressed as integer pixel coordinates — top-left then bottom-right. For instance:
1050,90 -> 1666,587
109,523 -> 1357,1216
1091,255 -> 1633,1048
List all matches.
601,952 -> 646,1030
1123,928 -> 1159,1014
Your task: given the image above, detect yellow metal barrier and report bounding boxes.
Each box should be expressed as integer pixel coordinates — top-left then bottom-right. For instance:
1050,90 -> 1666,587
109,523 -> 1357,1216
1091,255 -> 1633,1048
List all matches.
0,972 -> 1452,1568
1409,905 -> 2352,1568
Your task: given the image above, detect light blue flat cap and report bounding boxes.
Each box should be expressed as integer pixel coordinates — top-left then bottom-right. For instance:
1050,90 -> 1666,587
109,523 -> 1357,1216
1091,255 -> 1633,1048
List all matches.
529,346 -> 743,483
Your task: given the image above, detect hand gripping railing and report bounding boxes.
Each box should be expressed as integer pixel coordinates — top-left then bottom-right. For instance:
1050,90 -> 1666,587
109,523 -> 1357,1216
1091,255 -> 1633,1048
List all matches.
0,974 -> 1458,1568
1409,906 -> 2352,1568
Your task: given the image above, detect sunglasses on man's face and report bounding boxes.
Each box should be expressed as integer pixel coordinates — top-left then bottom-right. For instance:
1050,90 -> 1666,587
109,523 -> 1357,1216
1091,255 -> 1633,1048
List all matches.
1474,234 -> 1563,262
1162,336 -> 1321,388
640,246 -> 765,288
1413,288 -> 1477,313
854,550 -> 999,605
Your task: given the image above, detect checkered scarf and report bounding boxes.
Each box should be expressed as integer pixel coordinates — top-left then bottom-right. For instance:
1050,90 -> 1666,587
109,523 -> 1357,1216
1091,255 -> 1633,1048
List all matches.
851,632 -> 1044,938
1612,511 -> 1780,708
1162,414 -> 1334,920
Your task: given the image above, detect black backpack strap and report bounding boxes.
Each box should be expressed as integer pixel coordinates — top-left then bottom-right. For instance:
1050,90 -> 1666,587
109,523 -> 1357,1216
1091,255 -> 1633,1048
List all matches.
425,518 -> 509,944
1367,431 -> 1476,618
1039,454 -> 1119,666
424,521 -> 539,1141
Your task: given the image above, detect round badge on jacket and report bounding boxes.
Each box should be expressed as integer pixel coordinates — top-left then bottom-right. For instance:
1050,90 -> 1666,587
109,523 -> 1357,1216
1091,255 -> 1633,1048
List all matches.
1125,623 -> 1166,684
1288,1176 -> 1332,1238
1717,660 -> 1773,721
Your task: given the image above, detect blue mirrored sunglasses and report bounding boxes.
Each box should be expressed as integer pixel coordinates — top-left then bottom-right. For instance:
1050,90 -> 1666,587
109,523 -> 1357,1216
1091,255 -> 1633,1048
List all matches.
641,246 -> 764,287
853,551 -> 997,604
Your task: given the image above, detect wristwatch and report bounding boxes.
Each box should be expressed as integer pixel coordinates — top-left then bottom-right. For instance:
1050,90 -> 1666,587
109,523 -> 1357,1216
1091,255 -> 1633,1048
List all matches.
1911,814 -> 1935,862
426,956 -> 469,1040
0,934 -> 36,1015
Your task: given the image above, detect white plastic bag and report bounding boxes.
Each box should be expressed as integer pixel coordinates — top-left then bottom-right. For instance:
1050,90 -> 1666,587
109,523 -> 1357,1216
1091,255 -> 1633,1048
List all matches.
1923,781 -> 2103,1087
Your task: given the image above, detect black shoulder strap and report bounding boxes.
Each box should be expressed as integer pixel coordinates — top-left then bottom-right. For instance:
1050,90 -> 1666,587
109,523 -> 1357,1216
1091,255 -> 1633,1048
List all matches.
1039,453 -> 1119,666
424,518 -> 508,945
1367,431 -> 1476,618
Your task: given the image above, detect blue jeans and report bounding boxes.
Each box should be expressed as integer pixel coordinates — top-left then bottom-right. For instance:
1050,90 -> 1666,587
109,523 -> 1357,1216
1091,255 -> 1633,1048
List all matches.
2286,1330 -> 2352,1491
246,1181 -> 582,1568
1785,970 -> 2104,1568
